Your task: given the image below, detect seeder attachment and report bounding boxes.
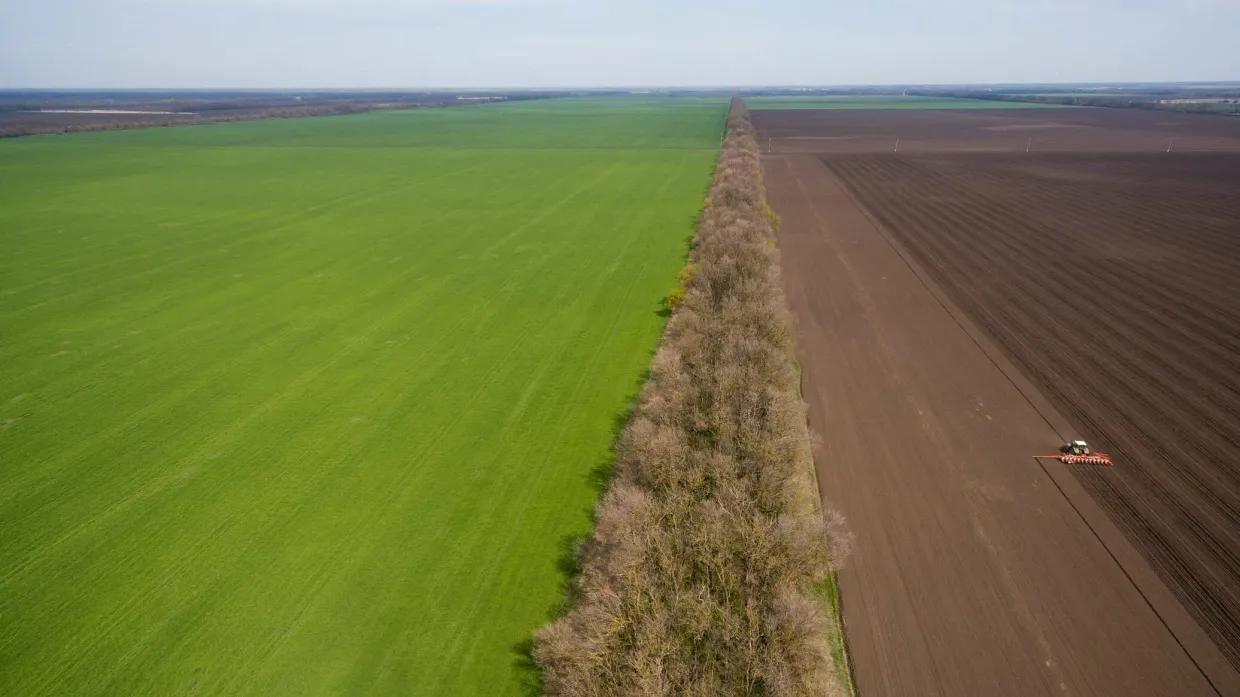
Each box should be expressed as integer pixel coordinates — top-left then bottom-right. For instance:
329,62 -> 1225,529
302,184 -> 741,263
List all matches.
1034,453 -> 1114,466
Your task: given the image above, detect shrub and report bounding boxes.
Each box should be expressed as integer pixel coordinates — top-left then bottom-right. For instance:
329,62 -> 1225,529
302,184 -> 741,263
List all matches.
661,264 -> 699,313
661,286 -> 685,313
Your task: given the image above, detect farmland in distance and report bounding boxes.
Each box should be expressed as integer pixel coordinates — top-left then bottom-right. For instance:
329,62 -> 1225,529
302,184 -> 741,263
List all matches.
745,95 -> 1072,110
0,97 -> 726,696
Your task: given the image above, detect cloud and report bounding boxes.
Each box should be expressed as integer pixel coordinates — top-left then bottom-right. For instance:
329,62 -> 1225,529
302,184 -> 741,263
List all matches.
2,0 -> 1237,87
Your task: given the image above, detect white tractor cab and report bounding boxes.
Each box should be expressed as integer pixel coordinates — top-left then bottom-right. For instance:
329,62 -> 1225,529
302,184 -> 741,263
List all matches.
1060,440 -> 1093,456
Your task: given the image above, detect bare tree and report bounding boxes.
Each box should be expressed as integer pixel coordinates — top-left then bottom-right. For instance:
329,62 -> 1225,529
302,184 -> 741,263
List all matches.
535,99 -> 851,697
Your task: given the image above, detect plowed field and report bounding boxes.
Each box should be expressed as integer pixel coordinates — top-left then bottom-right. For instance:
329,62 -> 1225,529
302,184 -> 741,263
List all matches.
824,151 -> 1240,673
753,106 -> 1240,153
758,103 -> 1240,693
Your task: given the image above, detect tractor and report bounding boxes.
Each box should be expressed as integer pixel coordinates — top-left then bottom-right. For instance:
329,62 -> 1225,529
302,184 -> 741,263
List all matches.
1034,440 -> 1114,466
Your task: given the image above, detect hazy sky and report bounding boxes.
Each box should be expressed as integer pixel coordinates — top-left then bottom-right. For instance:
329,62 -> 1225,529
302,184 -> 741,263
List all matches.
2,0 -> 1237,88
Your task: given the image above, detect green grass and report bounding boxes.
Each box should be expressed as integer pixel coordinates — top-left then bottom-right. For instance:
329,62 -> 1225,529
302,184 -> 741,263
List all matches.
815,574 -> 855,696
0,97 -> 726,696
745,95 -> 1074,110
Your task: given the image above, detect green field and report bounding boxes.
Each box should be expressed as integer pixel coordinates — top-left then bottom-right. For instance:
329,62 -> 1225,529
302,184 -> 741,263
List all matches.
0,98 -> 725,695
745,94 -> 1073,109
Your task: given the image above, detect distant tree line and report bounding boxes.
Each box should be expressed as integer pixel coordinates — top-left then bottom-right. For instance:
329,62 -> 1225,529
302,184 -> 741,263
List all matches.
0,91 -> 566,138
909,89 -> 1240,116
534,99 -> 852,696
0,101 -> 412,138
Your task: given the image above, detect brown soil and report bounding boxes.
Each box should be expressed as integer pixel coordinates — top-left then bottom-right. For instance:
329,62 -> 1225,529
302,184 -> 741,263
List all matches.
759,106 -> 1240,695
826,151 -> 1240,672
753,107 -> 1240,154
0,105 -> 404,137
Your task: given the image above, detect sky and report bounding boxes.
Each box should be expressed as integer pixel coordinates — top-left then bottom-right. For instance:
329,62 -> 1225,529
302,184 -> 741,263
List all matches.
2,0 -> 1237,88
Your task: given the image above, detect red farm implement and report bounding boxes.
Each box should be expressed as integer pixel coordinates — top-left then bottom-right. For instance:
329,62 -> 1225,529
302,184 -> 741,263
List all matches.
1033,440 -> 1114,467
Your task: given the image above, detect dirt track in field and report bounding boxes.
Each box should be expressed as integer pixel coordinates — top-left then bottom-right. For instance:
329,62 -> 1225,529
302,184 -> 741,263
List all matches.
758,107 -> 1240,695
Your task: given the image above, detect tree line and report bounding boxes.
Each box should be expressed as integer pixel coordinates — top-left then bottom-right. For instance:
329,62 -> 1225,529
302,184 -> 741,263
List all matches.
535,98 -> 852,696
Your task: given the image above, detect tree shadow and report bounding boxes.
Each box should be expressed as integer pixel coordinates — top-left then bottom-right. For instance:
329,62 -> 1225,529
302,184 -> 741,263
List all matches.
586,364 -> 649,494
512,363 -> 652,694
682,227 -> 698,255
511,637 -> 542,696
